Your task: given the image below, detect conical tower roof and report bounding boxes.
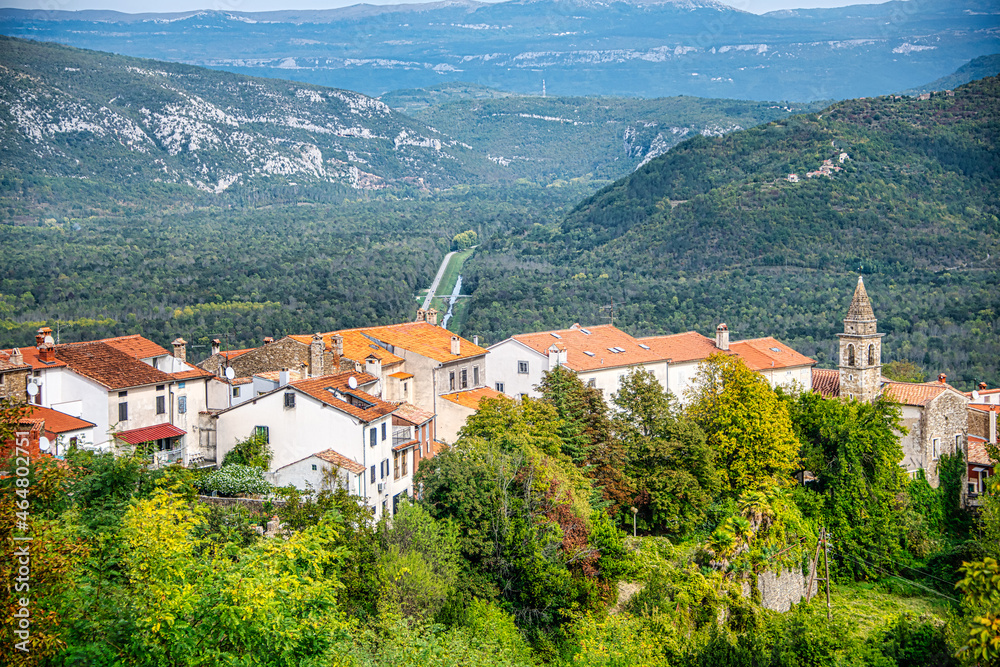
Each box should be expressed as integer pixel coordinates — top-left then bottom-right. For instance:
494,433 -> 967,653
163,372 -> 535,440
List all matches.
845,275 -> 875,321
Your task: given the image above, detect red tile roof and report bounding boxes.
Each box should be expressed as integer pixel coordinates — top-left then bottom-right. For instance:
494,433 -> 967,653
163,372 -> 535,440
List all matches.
638,331 -> 723,363
99,335 -> 170,360
0,349 -> 31,373
512,324 -> 662,372
812,369 -> 841,398
393,438 -> 419,452
26,405 -> 95,434
56,342 -> 175,390
15,346 -> 68,370
968,437 -> 996,466
883,380 -> 954,407
729,337 -> 815,371
220,348 -> 254,360
288,330 -> 405,367
393,402 -> 434,425
115,423 -> 186,445
291,372 -> 395,423
388,371 -> 414,380
312,449 -> 366,475
170,368 -> 215,381
360,322 -> 487,363
440,386 -> 505,410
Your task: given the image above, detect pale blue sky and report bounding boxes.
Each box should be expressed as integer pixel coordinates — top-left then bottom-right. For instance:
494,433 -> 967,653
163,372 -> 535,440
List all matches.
5,0 -> 896,16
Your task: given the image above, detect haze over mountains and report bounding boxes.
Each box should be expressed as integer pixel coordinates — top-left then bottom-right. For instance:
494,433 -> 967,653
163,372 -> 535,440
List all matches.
1,0 -> 998,101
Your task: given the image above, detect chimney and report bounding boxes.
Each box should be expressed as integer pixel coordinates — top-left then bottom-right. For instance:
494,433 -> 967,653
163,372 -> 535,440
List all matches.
211,339 -> 221,356
10,348 -> 23,367
172,337 -> 187,363
427,308 -> 438,326
309,333 -> 324,378
279,368 -> 289,387
331,334 -> 344,358
416,308 -> 426,323
37,328 -> 56,363
979,382 -> 988,391
365,354 -> 382,379
938,373 -> 947,384
473,335 -> 480,346
715,323 -> 730,351
451,335 -> 461,356
548,344 -> 567,368
263,336 -> 274,345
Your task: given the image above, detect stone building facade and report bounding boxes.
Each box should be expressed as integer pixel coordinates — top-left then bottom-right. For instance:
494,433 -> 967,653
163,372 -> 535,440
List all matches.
0,347 -> 31,401
198,335 -> 351,380
838,276 -> 884,402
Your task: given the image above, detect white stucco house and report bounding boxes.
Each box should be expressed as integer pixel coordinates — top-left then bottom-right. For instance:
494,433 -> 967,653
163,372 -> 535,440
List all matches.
213,371 -> 417,519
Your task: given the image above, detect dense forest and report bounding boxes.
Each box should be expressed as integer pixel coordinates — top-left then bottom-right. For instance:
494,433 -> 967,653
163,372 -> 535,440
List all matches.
461,76 -> 1000,389
2,358 -> 996,665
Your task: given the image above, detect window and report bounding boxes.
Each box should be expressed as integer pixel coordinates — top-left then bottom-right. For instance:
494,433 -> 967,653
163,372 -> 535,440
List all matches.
370,427 -> 377,447
382,422 -> 387,441
156,384 -> 165,391
587,378 -> 597,388
402,449 -> 408,476
284,392 -> 296,408
118,390 -> 127,397
370,465 -> 376,483
403,382 -> 408,396
847,344 -> 855,366
178,381 -> 186,389
178,396 -> 187,414
382,459 -> 388,479
932,438 -> 940,460
867,344 -> 875,366
118,402 -> 128,422
69,436 -> 77,448
956,434 -> 962,451
517,361 -> 529,374
232,386 -> 241,398
255,426 -> 269,443
394,450 -> 400,480
473,366 -> 480,386
449,371 -> 455,391
460,369 -> 468,389
312,464 -> 317,471
495,382 -> 505,393
156,395 -> 166,415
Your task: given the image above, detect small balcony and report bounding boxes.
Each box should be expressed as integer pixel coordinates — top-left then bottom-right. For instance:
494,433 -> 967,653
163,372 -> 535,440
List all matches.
392,425 -> 414,448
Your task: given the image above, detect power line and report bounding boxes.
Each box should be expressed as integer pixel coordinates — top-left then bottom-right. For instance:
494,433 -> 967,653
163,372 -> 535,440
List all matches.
849,543 -> 956,588
836,551 -> 961,603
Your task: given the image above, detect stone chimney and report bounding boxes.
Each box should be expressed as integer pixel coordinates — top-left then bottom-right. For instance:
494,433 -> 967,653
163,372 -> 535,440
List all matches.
10,348 -> 23,367
331,334 -> 344,358
426,308 -> 438,326
211,339 -> 221,356
309,333 -> 324,378
938,373 -> 947,384
715,323 -> 730,351
979,382 -> 988,392
172,337 -> 187,363
451,335 -> 461,356
279,368 -> 289,387
416,308 -> 427,323
263,336 -> 274,345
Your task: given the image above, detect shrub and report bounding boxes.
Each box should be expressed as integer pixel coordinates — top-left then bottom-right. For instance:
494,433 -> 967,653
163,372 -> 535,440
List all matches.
221,431 -> 272,470
198,465 -> 271,497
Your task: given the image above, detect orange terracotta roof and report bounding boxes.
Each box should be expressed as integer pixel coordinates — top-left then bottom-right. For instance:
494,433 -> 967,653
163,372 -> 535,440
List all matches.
638,331 -> 723,363
967,388 -> 1000,397
312,449 -> 366,475
393,438 -> 419,452
883,380 -> 958,407
440,386 -> 505,410
388,371 -> 414,380
291,372 -> 394,423
0,349 -> 31,373
359,322 -> 486,363
231,376 -> 253,385
288,330 -> 406,366
812,368 -> 841,398
170,367 -> 215,381
220,348 -> 254,359
512,324 -> 662,372
970,404 -> 999,413
55,342 -> 174,390
968,437 -> 996,466
99,335 -> 170,360
26,405 -> 95,434
729,337 -> 815,371
393,402 -> 434,425
15,346 -> 68,370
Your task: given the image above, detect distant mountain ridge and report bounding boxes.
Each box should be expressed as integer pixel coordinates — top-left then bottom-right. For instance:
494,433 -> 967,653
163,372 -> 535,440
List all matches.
1,0 -> 997,101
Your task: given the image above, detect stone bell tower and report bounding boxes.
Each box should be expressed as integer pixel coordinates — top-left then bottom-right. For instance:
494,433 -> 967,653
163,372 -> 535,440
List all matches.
838,276 -> 884,402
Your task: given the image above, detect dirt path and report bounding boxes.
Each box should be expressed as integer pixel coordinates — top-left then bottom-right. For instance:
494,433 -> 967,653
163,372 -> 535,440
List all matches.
419,250 -> 456,315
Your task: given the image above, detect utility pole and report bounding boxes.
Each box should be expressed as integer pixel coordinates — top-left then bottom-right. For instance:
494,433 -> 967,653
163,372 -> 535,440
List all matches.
824,528 -> 832,620
600,298 -> 615,326
631,506 -> 637,537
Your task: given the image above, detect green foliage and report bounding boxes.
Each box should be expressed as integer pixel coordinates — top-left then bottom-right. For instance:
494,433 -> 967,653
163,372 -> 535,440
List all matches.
978,472 -> 1000,562
197,465 -> 272,497
955,557 -> 1000,664
613,368 -> 720,535
452,229 -> 479,251
221,431 -> 272,470
687,354 -> 799,493
883,360 -> 927,383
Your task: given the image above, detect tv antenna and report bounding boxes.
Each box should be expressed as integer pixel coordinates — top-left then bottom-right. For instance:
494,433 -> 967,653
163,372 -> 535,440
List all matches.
599,298 -> 616,325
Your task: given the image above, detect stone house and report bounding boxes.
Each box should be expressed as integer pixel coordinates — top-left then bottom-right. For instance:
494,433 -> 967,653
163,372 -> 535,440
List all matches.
811,278 -> 968,488
966,404 -> 997,505
0,347 -> 31,401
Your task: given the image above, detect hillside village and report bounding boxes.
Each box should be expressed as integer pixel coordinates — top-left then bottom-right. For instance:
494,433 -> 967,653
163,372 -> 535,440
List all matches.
2,276 -> 994,519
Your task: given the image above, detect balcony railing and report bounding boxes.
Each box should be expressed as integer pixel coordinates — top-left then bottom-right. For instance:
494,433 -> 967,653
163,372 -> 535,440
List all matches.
392,426 -> 414,447
150,446 -> 184,469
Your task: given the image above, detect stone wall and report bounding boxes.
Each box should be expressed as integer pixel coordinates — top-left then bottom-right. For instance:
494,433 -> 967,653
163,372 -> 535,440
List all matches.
757,565 -> 819,612
969,407 -> 990,440
922,390 -> 969,487
0,369 -> 29,401
200,340 -> 353,379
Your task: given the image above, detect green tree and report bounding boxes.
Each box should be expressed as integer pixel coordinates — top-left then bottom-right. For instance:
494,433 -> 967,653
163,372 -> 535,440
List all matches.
613,369 -> 719,535
686,353 -> 799,493
221,431 -> 272,470
883,360 -> 927,383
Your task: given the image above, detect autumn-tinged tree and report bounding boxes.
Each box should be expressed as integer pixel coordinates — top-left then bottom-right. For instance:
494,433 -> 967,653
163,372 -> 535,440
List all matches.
613,369 -> 719,535
686,353 -> 799,493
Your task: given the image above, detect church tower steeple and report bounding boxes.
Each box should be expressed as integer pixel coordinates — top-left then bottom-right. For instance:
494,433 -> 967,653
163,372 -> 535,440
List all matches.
838,276 -> 884,401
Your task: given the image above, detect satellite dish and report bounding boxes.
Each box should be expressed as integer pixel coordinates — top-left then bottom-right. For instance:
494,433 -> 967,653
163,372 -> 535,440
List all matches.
26,383 -> 38,397
224,367 -> 235,380
348,376 -> 358,390
39,436 -> 50,452
972,390 -> 980,401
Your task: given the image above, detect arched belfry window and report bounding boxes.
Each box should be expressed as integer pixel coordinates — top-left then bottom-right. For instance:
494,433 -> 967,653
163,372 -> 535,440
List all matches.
847,344 -> 855,366
868,344 -> 875,366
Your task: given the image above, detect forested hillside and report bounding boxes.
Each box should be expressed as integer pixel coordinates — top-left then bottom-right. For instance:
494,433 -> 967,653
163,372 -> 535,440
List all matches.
462,76 -> 1000,389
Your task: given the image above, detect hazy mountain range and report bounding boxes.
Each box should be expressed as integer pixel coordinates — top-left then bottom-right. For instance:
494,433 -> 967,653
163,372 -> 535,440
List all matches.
1,0 -> 998,101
